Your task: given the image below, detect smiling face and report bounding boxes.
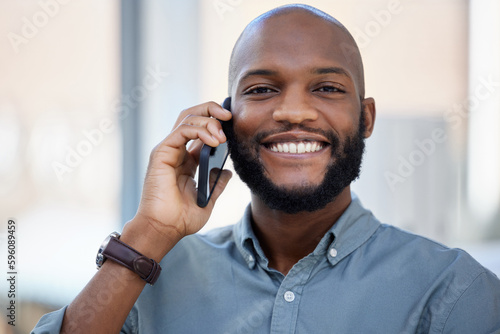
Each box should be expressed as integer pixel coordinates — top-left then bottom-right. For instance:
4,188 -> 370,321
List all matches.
227,6 -> 375,213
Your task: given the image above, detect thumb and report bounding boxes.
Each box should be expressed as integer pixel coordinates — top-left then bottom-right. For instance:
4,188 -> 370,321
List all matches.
207,169 -> 233,206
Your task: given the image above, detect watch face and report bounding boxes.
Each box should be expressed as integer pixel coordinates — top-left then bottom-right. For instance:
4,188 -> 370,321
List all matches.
96,253 -> 105,268
96,232 -> 119,269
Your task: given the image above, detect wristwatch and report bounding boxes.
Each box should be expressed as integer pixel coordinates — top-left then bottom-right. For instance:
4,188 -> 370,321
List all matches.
96,232 -> 162,285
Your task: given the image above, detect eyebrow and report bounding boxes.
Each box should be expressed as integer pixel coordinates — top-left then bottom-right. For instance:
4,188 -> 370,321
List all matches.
311,67 -> 351,78
239,69 -> 278,82
239,67 -> 351,82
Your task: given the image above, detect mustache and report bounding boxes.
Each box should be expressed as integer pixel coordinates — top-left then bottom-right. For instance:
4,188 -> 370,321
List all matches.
252,123 -> 339,149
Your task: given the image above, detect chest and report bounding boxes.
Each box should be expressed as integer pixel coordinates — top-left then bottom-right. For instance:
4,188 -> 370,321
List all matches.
135,255 -> 436,333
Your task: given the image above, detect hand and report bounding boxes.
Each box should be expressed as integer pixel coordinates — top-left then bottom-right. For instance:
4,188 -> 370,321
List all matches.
125,101 -> 233,258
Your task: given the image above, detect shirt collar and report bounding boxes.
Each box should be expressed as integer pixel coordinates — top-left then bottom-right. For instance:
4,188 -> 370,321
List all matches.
233,205 -> 261,269
234,193 -> 380,269
323,193 -> 380,266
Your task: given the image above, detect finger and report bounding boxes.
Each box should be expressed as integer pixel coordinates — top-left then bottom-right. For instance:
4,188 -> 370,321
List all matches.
187,140 -> 204,165
206,169 -> 233,209
149,125 -> 219,171
178,115 -> 227,143
208,168 -> 222,191
173,101 -> 232,130
177,140 -> 203,179
167,123 -> 222,149
186,139 -> 197,152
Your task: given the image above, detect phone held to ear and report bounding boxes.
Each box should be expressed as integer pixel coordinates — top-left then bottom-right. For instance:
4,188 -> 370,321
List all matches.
196,97 -> 231,208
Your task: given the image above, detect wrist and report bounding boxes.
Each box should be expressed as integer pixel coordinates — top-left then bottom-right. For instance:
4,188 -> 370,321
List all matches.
96,232 -> 162,285
120,214 -> 183,263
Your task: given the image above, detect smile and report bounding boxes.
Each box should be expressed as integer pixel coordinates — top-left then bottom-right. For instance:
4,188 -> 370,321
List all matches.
265,141 -> 325,154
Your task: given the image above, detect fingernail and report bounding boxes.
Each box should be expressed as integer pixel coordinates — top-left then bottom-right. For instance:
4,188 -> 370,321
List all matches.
219,129 -> 225,138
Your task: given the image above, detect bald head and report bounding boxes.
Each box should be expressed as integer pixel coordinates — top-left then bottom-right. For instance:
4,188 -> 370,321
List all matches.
228,4 -> 365,98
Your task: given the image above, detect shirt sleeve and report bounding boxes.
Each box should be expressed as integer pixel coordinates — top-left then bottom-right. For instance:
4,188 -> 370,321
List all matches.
31,305 -> 138,334
30,306 -> 66,334
442,270 -> 500,334
121,304 -> 139,334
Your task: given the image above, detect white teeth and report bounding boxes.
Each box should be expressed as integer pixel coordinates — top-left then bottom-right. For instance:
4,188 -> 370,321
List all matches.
305,142 -> 312,152
268,141 -> 324,154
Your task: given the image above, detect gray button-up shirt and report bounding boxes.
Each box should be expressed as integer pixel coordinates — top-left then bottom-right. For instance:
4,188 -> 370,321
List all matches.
33,195 -> 500,333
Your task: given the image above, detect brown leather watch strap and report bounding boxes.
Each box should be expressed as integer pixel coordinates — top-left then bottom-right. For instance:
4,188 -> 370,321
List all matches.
103,237 -> 162,285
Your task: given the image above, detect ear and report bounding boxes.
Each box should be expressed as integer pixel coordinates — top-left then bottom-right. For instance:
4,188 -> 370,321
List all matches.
361,97 -> 376,138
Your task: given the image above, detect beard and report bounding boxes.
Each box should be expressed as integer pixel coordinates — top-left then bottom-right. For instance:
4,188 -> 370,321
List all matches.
224,111 -> 366,214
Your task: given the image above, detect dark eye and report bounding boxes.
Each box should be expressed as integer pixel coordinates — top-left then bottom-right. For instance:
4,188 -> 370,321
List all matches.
244,86 -> 276,95
315,85 -> 345,93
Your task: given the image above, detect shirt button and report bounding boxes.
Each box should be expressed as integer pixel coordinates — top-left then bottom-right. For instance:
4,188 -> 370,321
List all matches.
329,248 -> 338,257
284,291 -> 295,302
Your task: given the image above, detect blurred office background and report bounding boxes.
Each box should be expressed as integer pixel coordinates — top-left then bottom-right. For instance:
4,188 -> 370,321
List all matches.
0,0 -> 499,332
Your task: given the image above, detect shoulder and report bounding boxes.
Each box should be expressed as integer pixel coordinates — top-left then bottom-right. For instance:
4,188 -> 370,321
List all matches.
373,223 -> 485,273
365,223 -> 495,299
370,224 -> 500,332
182,224 -> 237,249
160,224 -> 238,265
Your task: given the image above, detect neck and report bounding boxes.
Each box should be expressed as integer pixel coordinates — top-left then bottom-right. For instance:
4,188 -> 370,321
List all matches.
250,187 -> 352,276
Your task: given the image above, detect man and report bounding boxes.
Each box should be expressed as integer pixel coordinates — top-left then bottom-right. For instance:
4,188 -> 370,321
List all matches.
33,4 -> 500,333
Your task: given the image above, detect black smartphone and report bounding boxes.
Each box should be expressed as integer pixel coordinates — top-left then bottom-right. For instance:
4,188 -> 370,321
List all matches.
196,97 -> 231,207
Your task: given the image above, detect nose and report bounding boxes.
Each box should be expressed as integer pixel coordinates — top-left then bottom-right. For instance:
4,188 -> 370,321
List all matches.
272,89 -> 319,124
